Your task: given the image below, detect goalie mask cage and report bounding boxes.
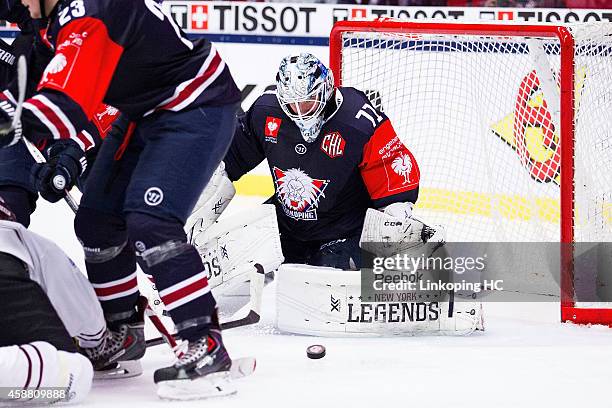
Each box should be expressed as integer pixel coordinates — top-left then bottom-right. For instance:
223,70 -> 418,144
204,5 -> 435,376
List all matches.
330,20 -> 612,326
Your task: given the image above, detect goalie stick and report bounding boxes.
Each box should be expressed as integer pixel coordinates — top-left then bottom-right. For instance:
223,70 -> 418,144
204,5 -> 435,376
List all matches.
145,263 -> 266,349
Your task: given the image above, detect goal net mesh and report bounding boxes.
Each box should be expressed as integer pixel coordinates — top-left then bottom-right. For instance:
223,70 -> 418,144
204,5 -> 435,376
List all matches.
336,22 -> 612,312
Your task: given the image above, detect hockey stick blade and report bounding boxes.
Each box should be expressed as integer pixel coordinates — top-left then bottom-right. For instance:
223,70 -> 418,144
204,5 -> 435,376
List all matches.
220,310 -> 260,330
145,310 -> 261,349
146,263 -> 267,349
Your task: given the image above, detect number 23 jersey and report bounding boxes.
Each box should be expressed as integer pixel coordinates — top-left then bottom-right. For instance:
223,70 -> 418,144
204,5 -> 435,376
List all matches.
19,0 -> 240,148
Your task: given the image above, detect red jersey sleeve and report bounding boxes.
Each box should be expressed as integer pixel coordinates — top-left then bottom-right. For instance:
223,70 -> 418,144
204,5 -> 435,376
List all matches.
359,119 -> 420,208
21,17 -> 123,148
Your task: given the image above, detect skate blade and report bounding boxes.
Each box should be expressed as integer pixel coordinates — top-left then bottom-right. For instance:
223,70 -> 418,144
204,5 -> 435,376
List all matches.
94,360 -> 143,380
230,357 -> 256,380
157,371 -> 236,401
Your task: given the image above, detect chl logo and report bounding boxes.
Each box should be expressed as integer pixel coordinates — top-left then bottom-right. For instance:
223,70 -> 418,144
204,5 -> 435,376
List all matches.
144,187 -> 164,206
320,132 -> 345,158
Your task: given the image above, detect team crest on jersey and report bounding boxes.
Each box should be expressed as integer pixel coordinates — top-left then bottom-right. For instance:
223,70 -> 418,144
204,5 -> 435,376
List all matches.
40,44 -> 80,89
93,105 -> 120,137
273,167 -> 329,221
391,154 -> 413,185
320,131 -> 345,158
379,136 -> 419,192
265,116 -> 282,143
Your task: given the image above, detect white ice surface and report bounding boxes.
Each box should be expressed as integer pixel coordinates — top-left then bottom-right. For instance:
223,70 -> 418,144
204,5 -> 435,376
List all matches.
29,196 -> 612,408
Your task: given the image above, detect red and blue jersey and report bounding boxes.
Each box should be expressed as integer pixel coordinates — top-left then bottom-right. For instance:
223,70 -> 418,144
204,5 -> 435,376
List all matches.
19,0 -> 239,150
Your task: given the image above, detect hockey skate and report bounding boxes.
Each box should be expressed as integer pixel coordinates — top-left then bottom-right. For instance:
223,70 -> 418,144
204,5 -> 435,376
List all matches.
154,328 -> 235,400
82,320 -> 146,379
81,298 -> 147,379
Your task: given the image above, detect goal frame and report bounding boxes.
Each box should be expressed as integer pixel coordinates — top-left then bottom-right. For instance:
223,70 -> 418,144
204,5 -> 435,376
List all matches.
330,19 -> 611,325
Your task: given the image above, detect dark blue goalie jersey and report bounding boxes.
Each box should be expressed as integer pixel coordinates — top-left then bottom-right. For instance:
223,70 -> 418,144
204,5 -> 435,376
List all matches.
224,87 -> 421,242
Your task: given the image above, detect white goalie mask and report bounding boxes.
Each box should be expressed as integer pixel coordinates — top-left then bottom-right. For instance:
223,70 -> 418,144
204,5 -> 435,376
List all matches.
276,53 -> 335,143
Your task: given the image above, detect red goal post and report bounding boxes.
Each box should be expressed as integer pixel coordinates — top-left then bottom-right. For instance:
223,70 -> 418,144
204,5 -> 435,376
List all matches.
330,19 -> 612,326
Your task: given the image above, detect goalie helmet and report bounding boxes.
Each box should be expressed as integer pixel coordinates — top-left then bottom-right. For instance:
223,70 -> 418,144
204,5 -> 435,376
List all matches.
276,53 -> 335,143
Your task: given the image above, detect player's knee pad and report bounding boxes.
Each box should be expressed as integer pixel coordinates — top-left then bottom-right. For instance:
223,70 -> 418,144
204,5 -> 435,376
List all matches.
74,207 -> 129,264
125,211 -> 214,335
125,211 -> 194,269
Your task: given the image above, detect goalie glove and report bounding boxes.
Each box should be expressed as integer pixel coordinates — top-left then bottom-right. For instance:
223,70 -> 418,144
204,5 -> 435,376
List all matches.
360,207 -> 446,258
0,96 -> 22,148
381,201 -> 445,243
383,201 -> 414,220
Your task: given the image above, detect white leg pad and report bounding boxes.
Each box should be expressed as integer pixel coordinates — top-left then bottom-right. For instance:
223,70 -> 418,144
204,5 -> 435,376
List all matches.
276,264 -> 483,336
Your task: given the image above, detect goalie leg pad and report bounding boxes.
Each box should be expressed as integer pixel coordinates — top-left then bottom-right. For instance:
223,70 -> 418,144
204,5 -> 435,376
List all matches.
275,263 -> 482,336
185,162 -> 236,243
192,204 -> 284,295
0,342 -> 93,404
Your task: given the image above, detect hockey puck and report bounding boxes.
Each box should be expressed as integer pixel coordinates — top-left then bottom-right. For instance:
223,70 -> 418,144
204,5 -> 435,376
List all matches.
306,344 -> 326,359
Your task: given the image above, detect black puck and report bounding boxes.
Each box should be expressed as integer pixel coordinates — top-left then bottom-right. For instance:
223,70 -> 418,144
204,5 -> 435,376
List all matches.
306,344 -> 326,359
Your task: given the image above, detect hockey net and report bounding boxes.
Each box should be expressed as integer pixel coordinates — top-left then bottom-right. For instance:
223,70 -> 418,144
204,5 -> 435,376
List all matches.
330,20 -> 612,325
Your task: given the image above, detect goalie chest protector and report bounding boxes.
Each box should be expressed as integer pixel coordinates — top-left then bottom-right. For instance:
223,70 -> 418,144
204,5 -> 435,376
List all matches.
225,87 -> 420,242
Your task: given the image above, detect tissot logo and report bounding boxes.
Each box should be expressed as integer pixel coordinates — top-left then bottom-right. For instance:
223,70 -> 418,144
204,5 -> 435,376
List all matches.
191,4 -> 209,30
169,5 -> 188,27
174,4 -> 316,33
351,8 -> 367,19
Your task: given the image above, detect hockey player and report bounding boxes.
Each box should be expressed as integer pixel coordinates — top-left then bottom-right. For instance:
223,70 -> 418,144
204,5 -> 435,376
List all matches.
223,53 -> 420,269
210,53 -> 483,336
0,0 -> 240,399
0,196 -> 104,404
0,0 -> 118,227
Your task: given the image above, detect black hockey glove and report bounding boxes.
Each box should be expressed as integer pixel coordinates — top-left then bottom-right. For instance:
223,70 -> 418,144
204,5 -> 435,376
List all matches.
31,139 -> 86,203
0,97 -> 22,148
